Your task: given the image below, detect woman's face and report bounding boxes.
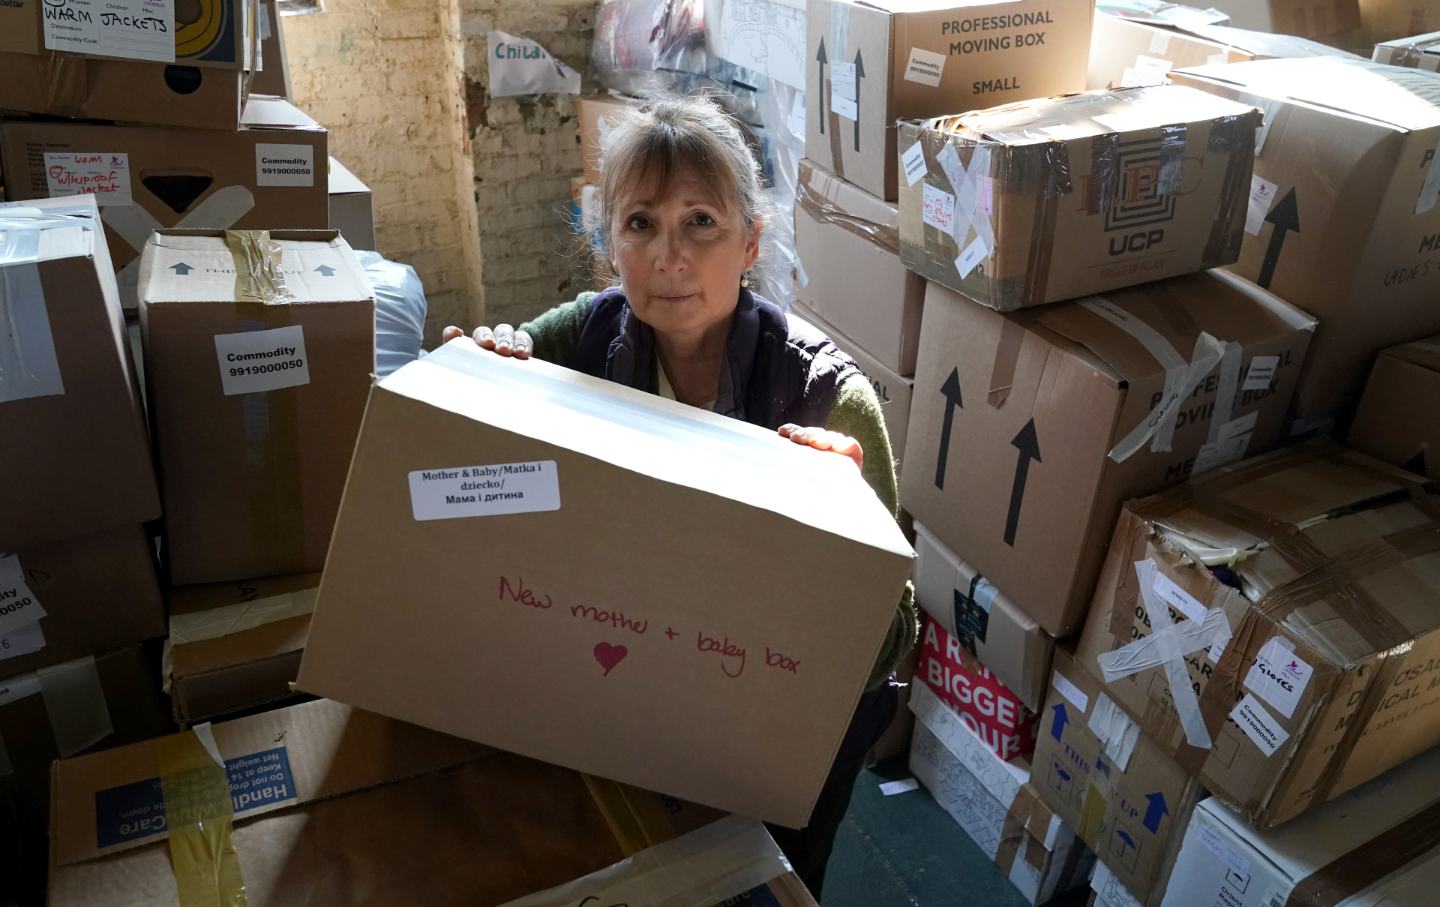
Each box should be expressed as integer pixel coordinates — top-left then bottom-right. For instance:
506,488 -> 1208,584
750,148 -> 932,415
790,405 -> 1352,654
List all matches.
609,171 -> 761,341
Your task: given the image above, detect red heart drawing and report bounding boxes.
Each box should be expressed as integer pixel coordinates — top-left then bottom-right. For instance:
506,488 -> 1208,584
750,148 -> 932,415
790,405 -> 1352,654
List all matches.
594,642 -> 628,676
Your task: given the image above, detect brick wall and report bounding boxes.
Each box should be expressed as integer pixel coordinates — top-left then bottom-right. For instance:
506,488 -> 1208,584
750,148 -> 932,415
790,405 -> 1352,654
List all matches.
285,0 -> 485,343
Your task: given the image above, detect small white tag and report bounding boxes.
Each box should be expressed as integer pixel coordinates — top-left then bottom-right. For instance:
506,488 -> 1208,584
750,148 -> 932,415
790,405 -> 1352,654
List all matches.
409,462 -> 561,521
1194,434 -> 1250,476
1245,175 -> 1279,237
1244,354 -> 1280,392
0,555 -> 47,637
1149,30 -> 1172,54
0,669 -> 42,705
1198,825 -> 1251,878
44,152 -> 133,207
789,90 -> 806,137
954,236 -> 987,279
1053,672 -> 1090,714
214,325 -> 310,395
1245,638 -> 1312,719
921,184 -> 955,234
1232,693 -> 1289,757
880,778 -> 920,796
902,142 -> 927,187
1134,55 -> 1173,75
830,60 -> 857,102
904,46 -> 946,88
1152,570 -> 1207,625
830,93 -> 858,120
0,623 -> 46,664
256,143 -> 317,187
936,143 -> 965,194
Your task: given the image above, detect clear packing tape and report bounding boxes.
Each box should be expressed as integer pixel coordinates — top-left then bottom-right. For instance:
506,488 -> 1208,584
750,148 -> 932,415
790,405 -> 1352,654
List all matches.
223,230 -> 293,305
162,586 -> 319,693
795,170 -> 899,256
158,724 -> 248,907
0,655 -> 114,778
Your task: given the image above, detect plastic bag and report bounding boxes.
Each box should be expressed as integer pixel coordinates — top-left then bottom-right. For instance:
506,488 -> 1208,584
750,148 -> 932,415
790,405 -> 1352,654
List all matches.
358,251 -> 427,377
488,31 -> 582,99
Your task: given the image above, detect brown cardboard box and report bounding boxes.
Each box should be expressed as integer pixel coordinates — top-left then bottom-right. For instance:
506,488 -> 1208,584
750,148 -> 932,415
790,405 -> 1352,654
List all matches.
913,521 -> 1053,712
164,573 -> 319,726
901,273 -> 1315,637
252,0 -> 292,99
328,156 -> 375,251
795,158 -> 925,377
1349,337 -> 1440,476
576,93 -> 635,184
1088,14 -> 1359,90
137,230 -> 375,585
0,644 -> 174,906
1374,30 -> 1440,69
897,86 -> 1261,311
805,0 -> 1095,201
1032,649 -> 1201,907
1075,442 -> 1440,828
1359,0 -> 1440,41
295,340 -> 915,828
47,698 -> 812,907
1171,59 -> 1440,419
0,0 -> 257,130
0,196 -> 160,552
1,525 -> 162,678
790,300 -> 914,472
0,96 -> 329,312
1205,0 -> 1361,37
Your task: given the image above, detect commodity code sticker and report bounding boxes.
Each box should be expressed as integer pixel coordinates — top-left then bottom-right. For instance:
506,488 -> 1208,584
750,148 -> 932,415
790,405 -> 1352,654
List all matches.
255,143 -> 316,187
409,461 -> 561,521
213,325 -> 309,395
94,747 -> 295,848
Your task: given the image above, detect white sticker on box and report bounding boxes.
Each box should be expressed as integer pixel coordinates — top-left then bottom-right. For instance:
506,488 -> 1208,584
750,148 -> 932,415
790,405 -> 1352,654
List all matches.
409,461 -> 561,521
1198,825 -> 1252,878
830,92 -> 858,120
213,325 -> 310,395
1232,693 -> 1289,756
921,184 -> 955,234
1194,431 -> 1251,476
1134,55 -> 1173,76
256,144 -> 316,187
1120,66 -> 1167,88
1052,672 -> 1089,714
954,236 -> 987,279
1149,30 -> 1172,54
1245,638 -> 1312,718
0,623 -> 45,663
44,153 -> 133,207
0,669 -> 41,705
1244,354 -> 1280,391
936,143 -> 964,194
904,46 -> 945,88
901,142 -> 927,187
1245,175 -> 1279,236
43,0 -> 175,64
1152,571 -> 1207,625
0,555 -> 46,637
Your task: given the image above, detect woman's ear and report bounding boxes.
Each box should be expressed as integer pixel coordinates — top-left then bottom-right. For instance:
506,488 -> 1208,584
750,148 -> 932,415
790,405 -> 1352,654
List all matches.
744,220 -> 764,271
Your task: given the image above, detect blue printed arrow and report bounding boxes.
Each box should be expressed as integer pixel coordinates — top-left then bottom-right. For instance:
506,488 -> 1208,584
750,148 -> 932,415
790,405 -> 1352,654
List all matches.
315,264 -> 336,277
1117,830 -> 1135,851
1050,702 -> 1069,743
1143,792 -> 1169,833
170,262 -> 192,275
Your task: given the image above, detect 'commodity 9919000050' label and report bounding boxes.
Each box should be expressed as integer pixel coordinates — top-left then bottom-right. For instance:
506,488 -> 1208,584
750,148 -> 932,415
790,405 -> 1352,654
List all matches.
213,325 -> 310,395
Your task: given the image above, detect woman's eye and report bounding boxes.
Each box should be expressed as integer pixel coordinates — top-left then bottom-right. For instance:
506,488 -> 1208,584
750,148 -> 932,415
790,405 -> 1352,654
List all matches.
626,215 -> 650,230
693,212 -> 716,227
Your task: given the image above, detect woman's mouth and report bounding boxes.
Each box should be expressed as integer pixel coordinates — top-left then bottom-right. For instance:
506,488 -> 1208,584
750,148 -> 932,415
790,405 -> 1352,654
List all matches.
654,293 -> 698,303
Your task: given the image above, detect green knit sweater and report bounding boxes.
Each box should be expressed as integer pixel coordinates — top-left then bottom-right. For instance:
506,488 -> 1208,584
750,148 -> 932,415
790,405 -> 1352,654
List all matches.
521,294 -> 920,691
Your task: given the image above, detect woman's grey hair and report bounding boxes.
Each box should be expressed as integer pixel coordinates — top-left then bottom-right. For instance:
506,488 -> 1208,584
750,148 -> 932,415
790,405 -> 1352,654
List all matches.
596,93 -> 772,258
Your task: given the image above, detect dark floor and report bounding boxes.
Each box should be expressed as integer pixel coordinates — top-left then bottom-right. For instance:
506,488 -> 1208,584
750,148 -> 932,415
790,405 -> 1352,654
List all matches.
823,757 -> 1092,907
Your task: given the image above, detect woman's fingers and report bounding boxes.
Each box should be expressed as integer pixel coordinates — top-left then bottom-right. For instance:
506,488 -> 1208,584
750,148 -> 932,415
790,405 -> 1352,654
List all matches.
829,433 -> 865,471
513,329 -> 534,360
473,326 -> 496,350
493,324 -> 515,355
782,426 -> 864,471
777,423 -> 800,439
441,325 -> 464,344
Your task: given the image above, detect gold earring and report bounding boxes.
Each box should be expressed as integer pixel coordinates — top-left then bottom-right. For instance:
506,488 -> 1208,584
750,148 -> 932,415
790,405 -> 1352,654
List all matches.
740,273 -> 750,288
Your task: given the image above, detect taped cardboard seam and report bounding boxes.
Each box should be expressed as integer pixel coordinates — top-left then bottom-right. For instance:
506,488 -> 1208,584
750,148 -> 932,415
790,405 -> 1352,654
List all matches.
157,724 -> 247,906
224,231 -> 293,305
986,314 -> 1029,409
163,587 -> 318,693
105,187 -> 258,307
795,173 -> 899,255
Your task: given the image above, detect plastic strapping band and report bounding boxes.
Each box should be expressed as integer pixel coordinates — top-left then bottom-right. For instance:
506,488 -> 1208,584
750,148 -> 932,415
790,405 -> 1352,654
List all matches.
1081,296 -> 1230,461
225,231 -> 293,305
496,814 -> 792,907
159,724 -> 248,906
1097,560 -> 1228,749
37,656 -> 112,758
103,186 -> 256,305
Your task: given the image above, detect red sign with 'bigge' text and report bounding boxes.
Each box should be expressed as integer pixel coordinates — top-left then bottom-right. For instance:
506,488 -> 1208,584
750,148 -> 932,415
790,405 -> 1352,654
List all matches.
917,617 -> 1037,761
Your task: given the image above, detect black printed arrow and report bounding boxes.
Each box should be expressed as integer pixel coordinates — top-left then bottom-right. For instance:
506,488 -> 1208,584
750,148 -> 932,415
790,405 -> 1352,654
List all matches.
852,48 -> 865,153
1257,188 -> 1299,290
1004,419 -> 1041,547
816,38 -> 827,135
170,262 -> 192,276
314,264 -> 336,277
934,367 -> 963,491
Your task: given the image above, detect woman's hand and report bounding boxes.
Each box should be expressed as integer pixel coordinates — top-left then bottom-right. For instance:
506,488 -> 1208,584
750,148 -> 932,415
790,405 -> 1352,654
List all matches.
778,424 -> 863,471
440,323 -> 533,359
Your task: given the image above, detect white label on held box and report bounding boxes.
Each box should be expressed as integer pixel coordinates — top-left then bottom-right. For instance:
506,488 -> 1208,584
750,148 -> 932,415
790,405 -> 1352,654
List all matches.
256,143 -> 316,187
901,143 -> 927,187
1232,693 -> 1289,757
0,623 -> 46,666
0,555 -> 47,637
955,237 -> 987,279
1053,672 -> 1089,713
1244,354 -> 1280,392
213,325 -> 310,395
1245,638 -> 1312,718
1152,571 -> 1207,625
0,669 -> 42,705
904,47 -> 945,88
1246,175 -> 1279,236
921,184 -> 955,234
44,152 -> 133,206
409,462 -> 561,521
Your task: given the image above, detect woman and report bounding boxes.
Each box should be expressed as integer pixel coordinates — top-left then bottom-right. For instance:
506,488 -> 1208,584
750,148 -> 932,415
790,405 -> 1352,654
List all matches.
442,94 -> 918,895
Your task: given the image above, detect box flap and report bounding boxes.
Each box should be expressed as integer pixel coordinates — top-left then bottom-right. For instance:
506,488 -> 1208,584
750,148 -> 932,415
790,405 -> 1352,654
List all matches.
928,84 -> 1257,145
1175,58 -> 1440,132
51,698 -> 491,867
139,230 -> 373,306
0,196 -> 100,268
383,342 -> 915,559
240,96 -> 324,132
167,573 -> 318,677
327,157 -> 369,196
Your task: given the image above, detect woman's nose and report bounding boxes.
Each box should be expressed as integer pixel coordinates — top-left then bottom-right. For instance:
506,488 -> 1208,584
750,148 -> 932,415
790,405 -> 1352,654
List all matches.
653,229 -> 687,272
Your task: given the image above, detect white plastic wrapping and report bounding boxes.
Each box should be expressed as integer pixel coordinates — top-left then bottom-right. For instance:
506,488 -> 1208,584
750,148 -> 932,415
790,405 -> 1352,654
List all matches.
358,251 -> 427,377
